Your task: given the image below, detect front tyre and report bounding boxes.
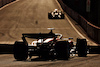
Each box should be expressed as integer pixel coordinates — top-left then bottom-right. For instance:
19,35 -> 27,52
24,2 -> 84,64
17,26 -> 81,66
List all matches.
13,41 -> 28,60
48,13 -> 52,19
61,14 -> 64,19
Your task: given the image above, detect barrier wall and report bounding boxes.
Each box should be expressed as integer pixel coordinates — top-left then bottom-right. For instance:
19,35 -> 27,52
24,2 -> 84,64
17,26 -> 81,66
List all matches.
0,0 -> 2,7
2,0 -> 7,6
0,0 -> 15,8
57,0 -> 100,44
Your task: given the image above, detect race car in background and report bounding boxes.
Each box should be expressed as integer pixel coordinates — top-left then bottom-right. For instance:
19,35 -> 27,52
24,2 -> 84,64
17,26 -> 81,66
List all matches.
13,28 -> 87,61
48,9 -> 64,19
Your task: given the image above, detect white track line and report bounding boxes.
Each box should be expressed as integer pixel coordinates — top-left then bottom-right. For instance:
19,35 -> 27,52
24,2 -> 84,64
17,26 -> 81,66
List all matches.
55,0 -> 89,41
0,0 -> 19,10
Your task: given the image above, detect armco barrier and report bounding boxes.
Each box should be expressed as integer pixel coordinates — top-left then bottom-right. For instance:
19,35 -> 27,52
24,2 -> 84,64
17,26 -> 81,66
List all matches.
57,0 -> 100,44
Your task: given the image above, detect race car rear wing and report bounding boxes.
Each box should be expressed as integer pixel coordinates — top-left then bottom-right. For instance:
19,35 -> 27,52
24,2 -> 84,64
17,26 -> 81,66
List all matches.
22,33 -> 57,39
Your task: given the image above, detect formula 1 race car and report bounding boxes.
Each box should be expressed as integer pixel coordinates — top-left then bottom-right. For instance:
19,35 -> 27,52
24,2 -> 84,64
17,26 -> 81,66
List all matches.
48,9 -> 64,19
13,28 -> 87,61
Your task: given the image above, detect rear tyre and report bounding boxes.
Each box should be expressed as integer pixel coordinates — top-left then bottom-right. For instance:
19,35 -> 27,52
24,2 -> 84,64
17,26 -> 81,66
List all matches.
61,14 -> 64,19
76,38 -> 87,57
55,41 -> 70,60
48,13 -> 52,19
13,41 -> 28,60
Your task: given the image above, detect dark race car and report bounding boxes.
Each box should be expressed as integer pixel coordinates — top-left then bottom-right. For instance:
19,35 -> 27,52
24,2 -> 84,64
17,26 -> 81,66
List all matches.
48,9 -> 64,19
13,28 -> 87,61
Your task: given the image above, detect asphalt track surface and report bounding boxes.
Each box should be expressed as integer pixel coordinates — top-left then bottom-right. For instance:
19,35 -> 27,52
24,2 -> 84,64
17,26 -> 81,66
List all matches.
0,0 -> 97,45
0,0 -> 100,67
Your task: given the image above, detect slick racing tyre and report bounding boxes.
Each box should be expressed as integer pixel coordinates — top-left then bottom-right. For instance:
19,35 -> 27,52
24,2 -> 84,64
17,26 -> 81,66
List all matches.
76,38 -> 87,57
48,13 -> 52,19
13,41 -> 28,60
55,41 -> 70,60
61,14 -> 64,19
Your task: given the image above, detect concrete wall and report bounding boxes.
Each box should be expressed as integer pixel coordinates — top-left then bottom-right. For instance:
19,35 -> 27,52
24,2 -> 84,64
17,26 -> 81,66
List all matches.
62,0 -> 87,19
57,0 -> 100,44
63,0 -> 100,27
0,0 -> 15,8
0,0 -> 3,7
